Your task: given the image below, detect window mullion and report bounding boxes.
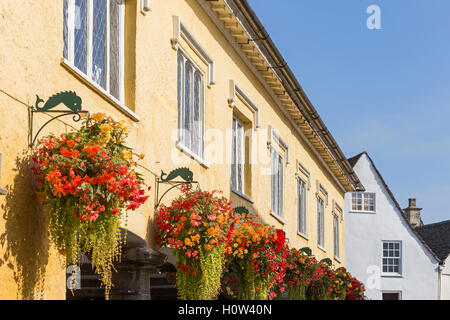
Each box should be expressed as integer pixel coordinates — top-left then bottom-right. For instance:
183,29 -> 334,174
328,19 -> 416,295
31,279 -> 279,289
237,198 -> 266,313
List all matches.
68,0 -> 75,63
119,3 -> 125,102
179,55 -> 185,142
106,0 -> 111,93
86,0 -> 93,79
190,65 -> 194,150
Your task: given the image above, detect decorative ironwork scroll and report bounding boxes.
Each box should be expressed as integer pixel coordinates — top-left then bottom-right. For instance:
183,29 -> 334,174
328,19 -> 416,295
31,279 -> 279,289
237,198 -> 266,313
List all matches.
155,167 -> 198,208
320,258 -> 333,266
29,91 -> 89,147
300,247 -> 312,256
233,206 -> 249,215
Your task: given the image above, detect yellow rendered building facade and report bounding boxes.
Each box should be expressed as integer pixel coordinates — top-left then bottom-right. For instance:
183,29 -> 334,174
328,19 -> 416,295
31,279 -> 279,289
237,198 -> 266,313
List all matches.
0,0 -> 362,299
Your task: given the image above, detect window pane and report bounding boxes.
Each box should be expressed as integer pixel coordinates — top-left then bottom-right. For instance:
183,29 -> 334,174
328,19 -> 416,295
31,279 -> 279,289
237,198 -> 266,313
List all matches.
110,0 -> 121,99
278,154 -> 283,216
231,118 -> 237,190
334,215 -> 339,257
63,0 -> 69,59
74,0 -> 87,73
92,0 -> 107,88
192,71 -> 202,156
237,122 -> 243,193
317,197 -> 324,246
184,61 -> 192,148
298,179 -> 306,234
271,149 -> 276,213
177,53 -> 183,139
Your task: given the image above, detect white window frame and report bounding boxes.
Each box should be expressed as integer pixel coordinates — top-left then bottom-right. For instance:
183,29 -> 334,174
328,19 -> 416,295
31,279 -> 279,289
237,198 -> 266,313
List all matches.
297,177 -> 307,237
381,241 -> 402,276
176,49 -> 206,163
333,213 -> 340,259
228,80 -> 260,130
171,16 -> 215,87
317,195 -> 325,249
270,146 -> 284,220
351,192 -> 376,213
63,0 -> 125,104
231,116 -> 245,195
268,126 -> 289,165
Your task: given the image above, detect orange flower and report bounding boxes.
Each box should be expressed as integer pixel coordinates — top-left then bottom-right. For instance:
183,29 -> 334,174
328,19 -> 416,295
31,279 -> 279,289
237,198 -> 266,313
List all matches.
207,227 -> 217,236
91,113 -> 106,122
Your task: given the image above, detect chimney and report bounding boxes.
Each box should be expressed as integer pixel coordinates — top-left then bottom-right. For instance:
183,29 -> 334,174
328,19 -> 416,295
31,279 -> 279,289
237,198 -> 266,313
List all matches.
403,198 -> 423,228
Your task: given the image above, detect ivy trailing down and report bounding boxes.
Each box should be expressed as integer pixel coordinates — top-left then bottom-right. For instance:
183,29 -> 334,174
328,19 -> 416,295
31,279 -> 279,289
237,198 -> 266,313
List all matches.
156,186 -> 234,300
31,113 -> 149,298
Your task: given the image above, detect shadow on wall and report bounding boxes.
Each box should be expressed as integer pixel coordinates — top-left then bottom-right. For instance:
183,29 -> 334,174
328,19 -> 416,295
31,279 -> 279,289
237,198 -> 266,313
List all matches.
0,152 -> 49,299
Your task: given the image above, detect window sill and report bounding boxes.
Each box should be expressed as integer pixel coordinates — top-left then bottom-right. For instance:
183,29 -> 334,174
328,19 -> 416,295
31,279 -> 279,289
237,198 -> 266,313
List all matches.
334,256 -> 342,264
270,212 -> 286,225
297,232 -> 309,241
61,59 -> 140,122
381,273 -> 403,278
348,210 -> 376,214
231,188 -> 254,204
0,187 -> 8,195
317,245 -> 327,253
176,142 -> 210,168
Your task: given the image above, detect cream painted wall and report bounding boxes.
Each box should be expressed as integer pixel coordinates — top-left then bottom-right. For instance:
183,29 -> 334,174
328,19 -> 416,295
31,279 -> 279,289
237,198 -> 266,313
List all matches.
0,0 -> 348,299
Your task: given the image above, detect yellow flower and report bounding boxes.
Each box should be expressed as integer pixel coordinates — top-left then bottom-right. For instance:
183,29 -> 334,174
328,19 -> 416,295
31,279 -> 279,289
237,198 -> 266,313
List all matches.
184,238 -> 193,247
123,151 -> 132,159
191,234 -> 200,243
100,123 -> 112,133
104,134 -> 112,142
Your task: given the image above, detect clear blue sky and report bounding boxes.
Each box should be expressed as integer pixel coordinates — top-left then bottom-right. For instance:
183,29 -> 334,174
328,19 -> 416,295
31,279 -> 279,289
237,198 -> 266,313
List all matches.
248,0 -> 450,224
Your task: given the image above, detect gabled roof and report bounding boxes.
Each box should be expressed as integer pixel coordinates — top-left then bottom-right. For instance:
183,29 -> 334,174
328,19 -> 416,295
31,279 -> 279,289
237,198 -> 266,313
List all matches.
416,221 -> 450,262
349,151 -> 442,263
347,152 -> 365,168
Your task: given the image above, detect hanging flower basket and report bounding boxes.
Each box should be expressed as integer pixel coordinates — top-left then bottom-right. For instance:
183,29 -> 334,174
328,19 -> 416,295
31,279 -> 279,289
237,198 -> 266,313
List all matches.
156,186 -> 234,300
31,113 -> 150,298
224,213 -> 288,300
284,248 -> 317,300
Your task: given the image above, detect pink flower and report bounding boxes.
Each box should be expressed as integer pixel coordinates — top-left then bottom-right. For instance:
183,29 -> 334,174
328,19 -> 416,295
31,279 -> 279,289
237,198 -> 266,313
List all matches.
207,214 -> 216,221
191,220 -> 202,227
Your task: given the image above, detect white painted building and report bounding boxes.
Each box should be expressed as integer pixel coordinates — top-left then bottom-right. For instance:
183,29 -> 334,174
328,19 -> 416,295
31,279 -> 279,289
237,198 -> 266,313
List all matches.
344,152 -> 440,300
416,221 -> 450,300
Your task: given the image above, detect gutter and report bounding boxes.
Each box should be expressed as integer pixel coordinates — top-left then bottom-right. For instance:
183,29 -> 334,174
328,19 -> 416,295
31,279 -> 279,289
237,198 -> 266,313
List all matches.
230,0 -> 364,191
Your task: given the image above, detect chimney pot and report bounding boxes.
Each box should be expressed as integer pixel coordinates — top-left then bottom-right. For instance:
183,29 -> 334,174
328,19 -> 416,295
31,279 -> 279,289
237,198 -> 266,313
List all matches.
404,198 -> 422,228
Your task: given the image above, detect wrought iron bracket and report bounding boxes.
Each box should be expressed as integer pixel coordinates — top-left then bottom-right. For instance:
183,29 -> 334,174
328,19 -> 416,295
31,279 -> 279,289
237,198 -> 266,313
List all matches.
28,91 -> 89,147
155,167 -> 198,208
234,206 -> 249,215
